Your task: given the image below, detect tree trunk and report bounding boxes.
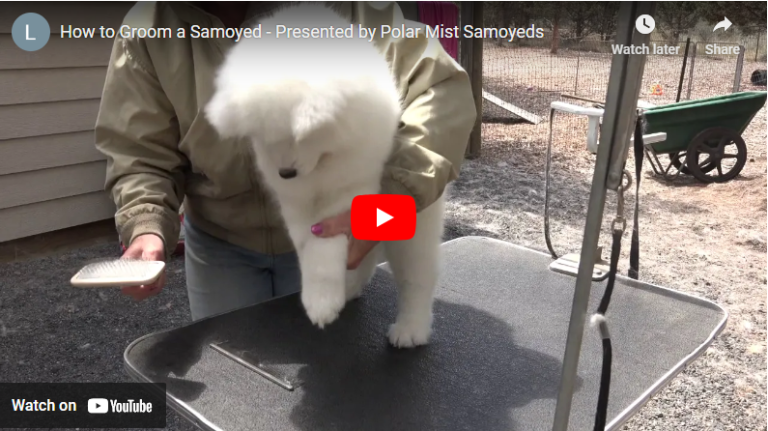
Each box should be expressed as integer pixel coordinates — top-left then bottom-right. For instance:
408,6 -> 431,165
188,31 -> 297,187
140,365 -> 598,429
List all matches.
673,14 -> 682,45
550,14 -> 560,54
575,20 -> 584,41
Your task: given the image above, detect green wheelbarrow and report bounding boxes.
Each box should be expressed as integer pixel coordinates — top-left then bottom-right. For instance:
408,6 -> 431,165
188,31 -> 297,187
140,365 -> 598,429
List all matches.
642,91 -> 767,183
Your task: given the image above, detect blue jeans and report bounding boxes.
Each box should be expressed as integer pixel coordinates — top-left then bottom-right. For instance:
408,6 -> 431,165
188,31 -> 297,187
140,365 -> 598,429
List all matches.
183,218 -> 302,321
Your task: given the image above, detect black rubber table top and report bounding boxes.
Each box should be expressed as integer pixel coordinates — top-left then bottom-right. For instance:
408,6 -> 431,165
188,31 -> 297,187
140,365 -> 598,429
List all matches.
125,236 -> 726,431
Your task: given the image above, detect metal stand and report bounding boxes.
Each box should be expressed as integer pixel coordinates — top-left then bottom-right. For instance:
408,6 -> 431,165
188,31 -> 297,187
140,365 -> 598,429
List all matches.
549,247 -> 610,282
551,3 -> 656,430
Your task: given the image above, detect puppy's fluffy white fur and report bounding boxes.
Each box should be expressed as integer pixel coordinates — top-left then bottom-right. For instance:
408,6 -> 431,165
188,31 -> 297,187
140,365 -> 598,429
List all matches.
206,4 -> 445,348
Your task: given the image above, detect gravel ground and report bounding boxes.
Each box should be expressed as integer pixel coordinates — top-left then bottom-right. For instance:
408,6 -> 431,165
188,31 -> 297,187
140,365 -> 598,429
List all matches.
0,243 -> 197,431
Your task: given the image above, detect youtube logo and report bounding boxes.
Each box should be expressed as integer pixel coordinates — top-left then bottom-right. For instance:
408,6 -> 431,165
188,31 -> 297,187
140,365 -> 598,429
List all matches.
351,195 -> 416,241
88,398 -> 108,414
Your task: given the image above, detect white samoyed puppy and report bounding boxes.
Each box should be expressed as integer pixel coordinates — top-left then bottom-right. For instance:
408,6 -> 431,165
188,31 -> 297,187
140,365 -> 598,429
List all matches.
205,3 -> 445,348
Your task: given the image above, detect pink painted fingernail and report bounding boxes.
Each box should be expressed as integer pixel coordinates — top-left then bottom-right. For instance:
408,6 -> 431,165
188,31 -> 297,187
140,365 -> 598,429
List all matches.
311,224 -> 323,235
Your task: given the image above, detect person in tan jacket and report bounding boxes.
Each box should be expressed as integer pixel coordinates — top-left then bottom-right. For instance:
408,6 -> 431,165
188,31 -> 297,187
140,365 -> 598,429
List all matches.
95,1 -> 477,320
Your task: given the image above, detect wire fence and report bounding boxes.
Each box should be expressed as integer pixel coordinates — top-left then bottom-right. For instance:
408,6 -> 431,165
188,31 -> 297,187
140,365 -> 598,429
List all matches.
480,35 -> 766,159
483,38 -> 752,115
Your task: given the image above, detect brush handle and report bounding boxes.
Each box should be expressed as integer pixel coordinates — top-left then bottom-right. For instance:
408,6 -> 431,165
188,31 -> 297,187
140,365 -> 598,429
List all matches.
70,260 -> 166,288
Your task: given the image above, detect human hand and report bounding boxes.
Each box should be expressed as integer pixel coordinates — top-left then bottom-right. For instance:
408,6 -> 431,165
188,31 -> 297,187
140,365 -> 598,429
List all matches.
311,211 -> 379,270
120,234 -> 166,301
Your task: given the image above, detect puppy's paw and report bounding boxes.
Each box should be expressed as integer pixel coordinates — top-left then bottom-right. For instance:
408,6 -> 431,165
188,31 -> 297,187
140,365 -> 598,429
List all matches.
387,316 -> 433,348
302,287 -> 345,329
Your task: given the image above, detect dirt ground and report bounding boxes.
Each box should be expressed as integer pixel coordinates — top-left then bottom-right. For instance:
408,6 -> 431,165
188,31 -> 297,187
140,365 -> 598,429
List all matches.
445,46 -> 767,429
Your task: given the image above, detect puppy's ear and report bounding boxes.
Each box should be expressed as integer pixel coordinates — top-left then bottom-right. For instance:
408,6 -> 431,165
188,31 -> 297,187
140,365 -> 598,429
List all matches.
291,91 -> 342,141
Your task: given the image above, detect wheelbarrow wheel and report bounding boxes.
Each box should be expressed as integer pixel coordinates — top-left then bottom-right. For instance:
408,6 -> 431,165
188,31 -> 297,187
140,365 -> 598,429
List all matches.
669,152 -> 716,175
685,127 -> 747,183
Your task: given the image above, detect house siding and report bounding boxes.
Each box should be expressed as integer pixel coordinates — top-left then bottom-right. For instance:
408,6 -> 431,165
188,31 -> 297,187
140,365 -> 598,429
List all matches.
0,3 -> 135,243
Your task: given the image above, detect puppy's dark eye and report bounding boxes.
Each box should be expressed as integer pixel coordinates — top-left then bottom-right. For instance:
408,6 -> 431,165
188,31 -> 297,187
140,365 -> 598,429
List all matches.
279,168 -> 298,179
398,121 -> 406,129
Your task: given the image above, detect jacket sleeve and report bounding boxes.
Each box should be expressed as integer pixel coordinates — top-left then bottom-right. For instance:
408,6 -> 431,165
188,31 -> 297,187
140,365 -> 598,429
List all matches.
94,35 -> 186,260
380,29 -> 477,212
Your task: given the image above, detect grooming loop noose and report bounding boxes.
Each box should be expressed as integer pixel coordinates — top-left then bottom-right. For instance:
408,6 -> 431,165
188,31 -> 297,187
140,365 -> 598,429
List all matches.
591,169 -> 631,431
545,107 -> 642,430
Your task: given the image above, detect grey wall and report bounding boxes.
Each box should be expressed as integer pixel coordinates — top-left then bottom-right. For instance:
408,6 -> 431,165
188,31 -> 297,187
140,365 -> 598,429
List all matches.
0,3 -> 135,242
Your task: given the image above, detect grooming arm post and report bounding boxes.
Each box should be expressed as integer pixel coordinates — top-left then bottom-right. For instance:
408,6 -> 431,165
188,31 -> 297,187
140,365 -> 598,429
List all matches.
551,3 -> 654,431
550,101 -> 605,154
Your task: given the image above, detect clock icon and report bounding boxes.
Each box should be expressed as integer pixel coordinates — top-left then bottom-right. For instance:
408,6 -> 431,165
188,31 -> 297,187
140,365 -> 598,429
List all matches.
635,14 -> 655,34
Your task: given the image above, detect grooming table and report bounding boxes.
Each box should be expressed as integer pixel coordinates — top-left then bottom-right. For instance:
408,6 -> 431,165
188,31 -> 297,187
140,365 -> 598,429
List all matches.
124,237 -> 726,431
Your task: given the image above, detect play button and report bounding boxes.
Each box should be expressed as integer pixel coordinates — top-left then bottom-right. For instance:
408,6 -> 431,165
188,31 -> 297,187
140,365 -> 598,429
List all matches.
376,208 -> 393,227
351,194 -> 416,241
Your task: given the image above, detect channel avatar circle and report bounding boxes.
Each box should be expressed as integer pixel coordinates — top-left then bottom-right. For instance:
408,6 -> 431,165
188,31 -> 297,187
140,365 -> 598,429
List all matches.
12,13 -> 51,51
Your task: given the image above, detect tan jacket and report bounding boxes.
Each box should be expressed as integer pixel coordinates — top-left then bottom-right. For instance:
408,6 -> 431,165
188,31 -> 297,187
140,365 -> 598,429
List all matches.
95,1 -> 476,259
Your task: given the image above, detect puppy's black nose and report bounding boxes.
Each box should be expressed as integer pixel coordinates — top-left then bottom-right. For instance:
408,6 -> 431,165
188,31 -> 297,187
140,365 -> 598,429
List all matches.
278,168 -> 297,179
